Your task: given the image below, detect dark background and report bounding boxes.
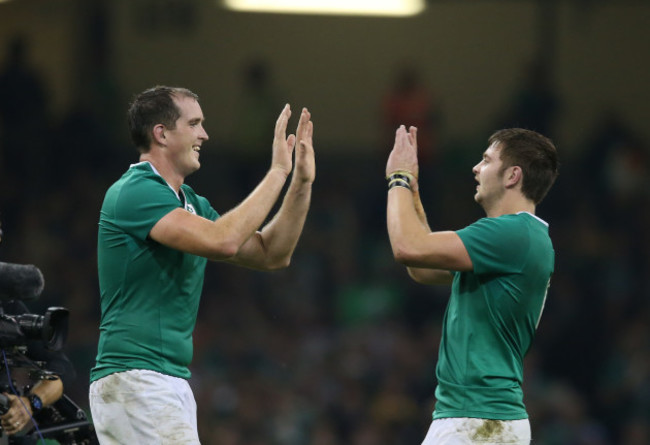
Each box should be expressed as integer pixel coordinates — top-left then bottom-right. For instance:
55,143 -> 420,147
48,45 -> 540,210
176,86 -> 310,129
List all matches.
0,0 -> 649,443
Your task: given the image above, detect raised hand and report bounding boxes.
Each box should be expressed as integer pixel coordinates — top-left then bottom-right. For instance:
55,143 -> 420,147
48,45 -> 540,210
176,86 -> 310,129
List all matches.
386,125 -> 419,180
293,108 -> 315,184
271,104 -> 296,177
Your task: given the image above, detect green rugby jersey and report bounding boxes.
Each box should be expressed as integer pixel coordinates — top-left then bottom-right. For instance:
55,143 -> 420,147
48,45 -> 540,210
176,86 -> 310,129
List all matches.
433,212 -> 554,420
91,162 -> 218,382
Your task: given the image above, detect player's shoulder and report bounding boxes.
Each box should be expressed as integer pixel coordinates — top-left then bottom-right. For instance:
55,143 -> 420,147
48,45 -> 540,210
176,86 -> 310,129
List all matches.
103,163 -> 172,213
468,214 -> 518,231
124,162 -> 164,185
462,213 -> 543,243
110,162 -> 165,194
509,212 -> 550,238
483,212 -> 548,230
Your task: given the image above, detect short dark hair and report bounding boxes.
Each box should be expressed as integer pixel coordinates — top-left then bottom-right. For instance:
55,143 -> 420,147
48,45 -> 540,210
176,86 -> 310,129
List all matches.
489,128 -> 559,204
127,86 -> 199,153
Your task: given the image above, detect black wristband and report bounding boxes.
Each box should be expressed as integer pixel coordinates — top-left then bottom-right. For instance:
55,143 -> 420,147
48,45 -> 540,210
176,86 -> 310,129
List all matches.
388,178 -> 411,191
387,173 -> 411,185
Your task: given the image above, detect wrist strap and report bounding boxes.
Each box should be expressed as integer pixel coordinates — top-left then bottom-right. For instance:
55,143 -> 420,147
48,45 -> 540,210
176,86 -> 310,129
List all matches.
388,177 -> 411,191
29,393 -> 43,412
387,172 -> 413,191
386,170 -> 415,184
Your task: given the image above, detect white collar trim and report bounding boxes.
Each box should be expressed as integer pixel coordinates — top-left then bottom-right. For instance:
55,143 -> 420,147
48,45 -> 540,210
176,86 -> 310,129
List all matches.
131,161 -> 184,203
517,211 -> 548,227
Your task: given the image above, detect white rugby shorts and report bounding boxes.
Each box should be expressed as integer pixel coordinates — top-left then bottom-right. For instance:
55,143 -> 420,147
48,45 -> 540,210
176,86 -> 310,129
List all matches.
89,369 -> 200,445
421,417 -> 531,445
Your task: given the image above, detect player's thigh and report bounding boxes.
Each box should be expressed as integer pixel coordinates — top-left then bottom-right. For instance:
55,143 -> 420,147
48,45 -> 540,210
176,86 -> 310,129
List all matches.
422,417 -> 530,445
89,369 -> 199,445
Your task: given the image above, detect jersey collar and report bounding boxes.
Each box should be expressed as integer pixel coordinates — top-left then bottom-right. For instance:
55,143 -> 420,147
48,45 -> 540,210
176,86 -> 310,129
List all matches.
131,161 -> 186,205
517,211 -> 548,227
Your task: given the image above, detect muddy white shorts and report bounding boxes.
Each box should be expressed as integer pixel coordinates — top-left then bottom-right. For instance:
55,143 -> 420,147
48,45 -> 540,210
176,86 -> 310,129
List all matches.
89,369 -> 200,445
421,417 -> 531,445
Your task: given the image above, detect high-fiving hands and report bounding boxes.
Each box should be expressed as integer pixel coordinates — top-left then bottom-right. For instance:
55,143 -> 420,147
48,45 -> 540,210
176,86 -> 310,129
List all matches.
271,104 -> 315,184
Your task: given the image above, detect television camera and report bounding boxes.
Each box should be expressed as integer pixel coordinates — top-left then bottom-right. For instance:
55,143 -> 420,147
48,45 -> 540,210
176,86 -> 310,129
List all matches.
0,260 -> 98,445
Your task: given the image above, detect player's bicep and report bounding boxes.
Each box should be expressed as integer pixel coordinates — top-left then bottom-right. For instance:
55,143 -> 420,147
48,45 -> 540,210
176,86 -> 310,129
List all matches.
149,208 -> 234,259
419,231 -> 473,272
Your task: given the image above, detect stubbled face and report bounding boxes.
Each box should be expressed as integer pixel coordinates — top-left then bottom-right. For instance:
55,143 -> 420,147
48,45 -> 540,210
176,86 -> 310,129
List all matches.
165,95 -> 209,177
472,141 -> 506,210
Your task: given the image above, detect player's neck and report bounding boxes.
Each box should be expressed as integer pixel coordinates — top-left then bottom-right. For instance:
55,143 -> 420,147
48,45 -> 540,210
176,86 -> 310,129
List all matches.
484,193 -> 535,218
140,153 -> 184,192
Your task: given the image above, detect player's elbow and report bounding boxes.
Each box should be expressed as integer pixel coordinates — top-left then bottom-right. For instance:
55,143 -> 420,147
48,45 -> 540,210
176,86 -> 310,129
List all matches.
208,241 -> 240,261
240,255 -> 291,272
268,257 -> 291,271
391,243 -> 420,265
407,268 -> 427,284
407,267 -> 453,285
261,252 -> 292,271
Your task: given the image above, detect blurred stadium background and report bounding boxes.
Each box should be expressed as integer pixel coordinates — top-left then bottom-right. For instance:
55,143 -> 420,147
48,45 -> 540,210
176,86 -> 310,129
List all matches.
0,0 -> 649,443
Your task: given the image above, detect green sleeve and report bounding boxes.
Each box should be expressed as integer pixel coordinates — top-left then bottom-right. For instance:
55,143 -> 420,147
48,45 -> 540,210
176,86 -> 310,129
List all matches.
456,216 -> 528,275
113,175 -> 181,241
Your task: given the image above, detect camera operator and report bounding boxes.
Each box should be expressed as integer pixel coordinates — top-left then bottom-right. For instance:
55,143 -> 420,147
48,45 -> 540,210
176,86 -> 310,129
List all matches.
0,299 -> 76,444
0,225 -> 77,444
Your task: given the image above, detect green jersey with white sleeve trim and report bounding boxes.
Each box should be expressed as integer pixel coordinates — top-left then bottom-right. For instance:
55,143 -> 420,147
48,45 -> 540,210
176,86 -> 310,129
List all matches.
91,162 -> 218,382
433,212 -> 554,420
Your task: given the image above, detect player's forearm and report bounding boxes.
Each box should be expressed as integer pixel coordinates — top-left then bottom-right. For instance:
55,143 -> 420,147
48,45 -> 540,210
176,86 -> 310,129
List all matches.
387,186 -> 431,264
256,178 -> 313,267
412,187 -> 431,231
213,168 -> 288,255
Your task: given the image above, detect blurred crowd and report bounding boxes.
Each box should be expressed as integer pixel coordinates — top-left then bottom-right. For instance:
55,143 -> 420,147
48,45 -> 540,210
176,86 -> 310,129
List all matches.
0,37 -> 649,445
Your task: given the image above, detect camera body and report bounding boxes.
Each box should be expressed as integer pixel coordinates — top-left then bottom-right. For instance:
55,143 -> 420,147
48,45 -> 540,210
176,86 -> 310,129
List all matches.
0,306 -> 69,352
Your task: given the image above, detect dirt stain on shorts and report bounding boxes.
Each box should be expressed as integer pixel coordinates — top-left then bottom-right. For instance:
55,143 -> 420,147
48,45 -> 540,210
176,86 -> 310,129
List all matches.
472,419 -> 504,440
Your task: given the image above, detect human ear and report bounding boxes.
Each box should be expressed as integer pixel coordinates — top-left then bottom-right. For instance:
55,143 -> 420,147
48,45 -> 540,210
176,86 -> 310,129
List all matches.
153,124 -> 166,145
505,166 -> 523,188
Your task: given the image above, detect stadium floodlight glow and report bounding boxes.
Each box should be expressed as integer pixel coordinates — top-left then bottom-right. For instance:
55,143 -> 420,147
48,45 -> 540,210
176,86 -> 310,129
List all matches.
222,0 -> 425,17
